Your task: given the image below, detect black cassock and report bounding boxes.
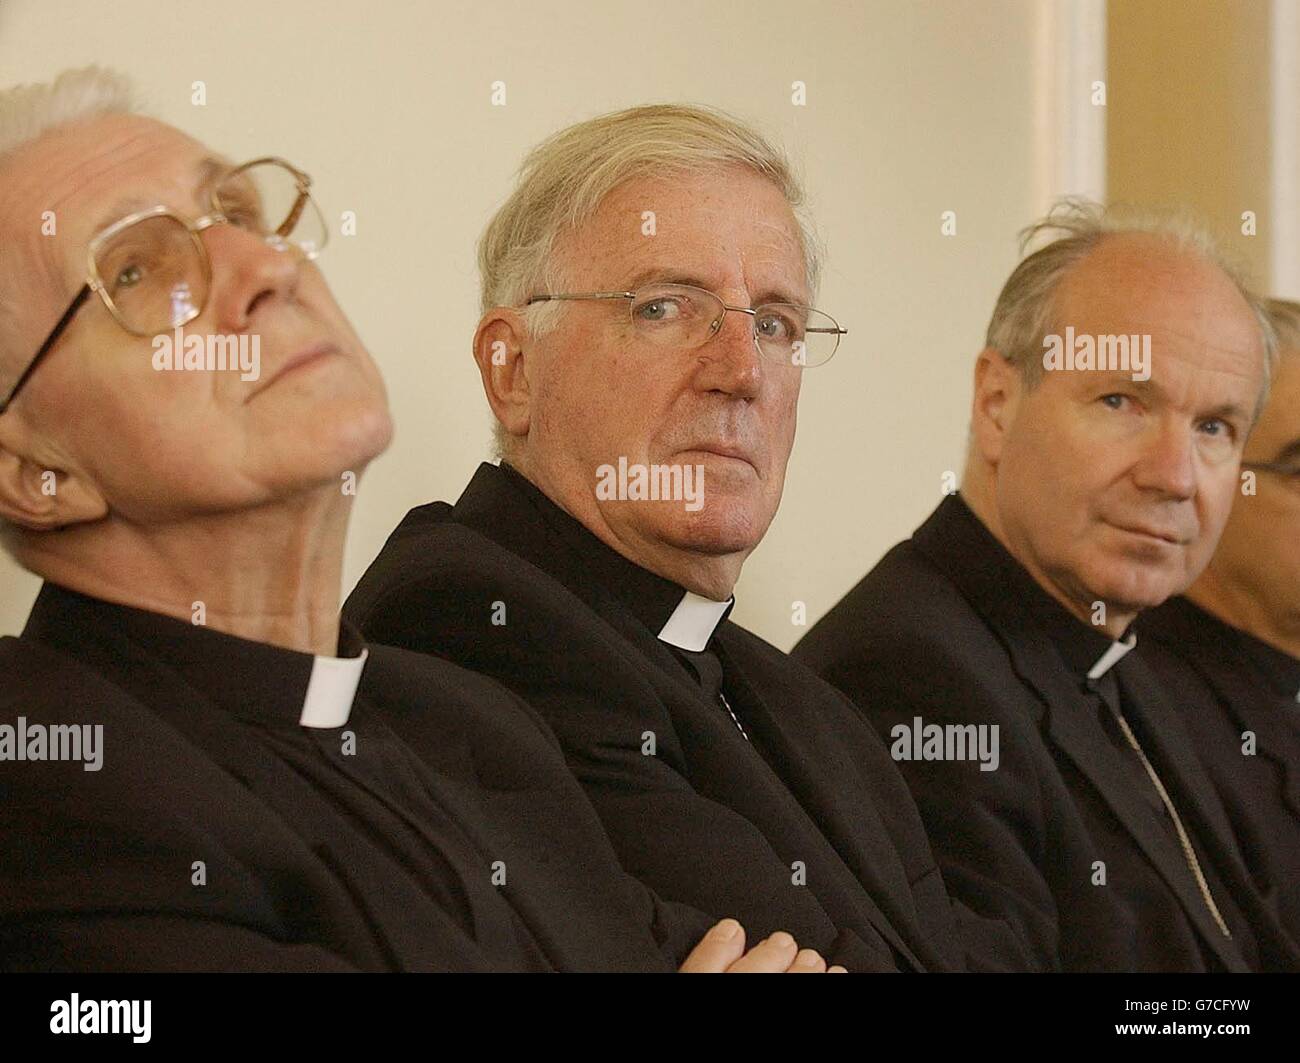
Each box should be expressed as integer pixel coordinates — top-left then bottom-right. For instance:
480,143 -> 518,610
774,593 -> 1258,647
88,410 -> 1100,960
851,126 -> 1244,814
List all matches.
345,461 -> 1029,973
793,493 -> 1300,972
0,582 -> 713,971
1141,594 -> 1300,945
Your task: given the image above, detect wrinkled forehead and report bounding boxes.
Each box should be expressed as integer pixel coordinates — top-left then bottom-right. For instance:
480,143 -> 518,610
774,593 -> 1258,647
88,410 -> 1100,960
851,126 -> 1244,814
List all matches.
1056,234 -> 1265,372
568,166 -> 811,300
0,113 -> 226,308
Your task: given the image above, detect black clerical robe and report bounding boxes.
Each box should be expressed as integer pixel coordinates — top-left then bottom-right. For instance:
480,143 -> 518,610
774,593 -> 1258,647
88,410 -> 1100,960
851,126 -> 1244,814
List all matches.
1141,595 -> 1300,944
793,494 -> 1300,972
0,582 -> 711,971
345,462 -> 1027,973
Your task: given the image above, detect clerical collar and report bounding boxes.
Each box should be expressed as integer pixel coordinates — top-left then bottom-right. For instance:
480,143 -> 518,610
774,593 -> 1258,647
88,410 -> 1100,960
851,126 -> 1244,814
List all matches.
299,645 -> 369,727
497,462 -> 734,650
658,592 -> 734,652
942,494 -> 1133,681
22,582 -> 369,729
1086,632 -> 1138,681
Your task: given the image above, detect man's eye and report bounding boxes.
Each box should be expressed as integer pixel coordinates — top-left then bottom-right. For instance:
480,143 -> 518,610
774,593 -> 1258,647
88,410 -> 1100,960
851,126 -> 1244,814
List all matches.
228,205 -> 264,231
218,190 -> 265,231
114,263 -> 145,291
1100,393 -> 1128,410
756,313 -> 795,341
635,298 -> 684,322
1199,418 -> 1232,440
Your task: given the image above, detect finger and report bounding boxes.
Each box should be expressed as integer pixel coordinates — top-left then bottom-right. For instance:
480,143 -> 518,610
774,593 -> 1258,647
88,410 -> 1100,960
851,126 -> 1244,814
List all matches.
787,947 -> 828,973
726,930 -> 800,973
828,965 -> 849,974
678,918 -> 746,973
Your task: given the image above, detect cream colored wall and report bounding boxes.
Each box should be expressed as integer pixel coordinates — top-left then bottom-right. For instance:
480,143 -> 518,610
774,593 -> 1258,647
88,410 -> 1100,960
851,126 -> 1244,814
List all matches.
1107,0 -> 1274,287
1272,0 -> 1300,296
0,0 -> 1047,650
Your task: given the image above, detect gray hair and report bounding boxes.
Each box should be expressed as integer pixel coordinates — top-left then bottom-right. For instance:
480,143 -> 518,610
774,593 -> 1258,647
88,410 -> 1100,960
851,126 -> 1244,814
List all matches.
985,197 -> 1277,390
1265,297 -> 1300,358
0,65 -> 136,162
0,67 -> 137,376
0,67 -> 136,560
476,104 -> 822,459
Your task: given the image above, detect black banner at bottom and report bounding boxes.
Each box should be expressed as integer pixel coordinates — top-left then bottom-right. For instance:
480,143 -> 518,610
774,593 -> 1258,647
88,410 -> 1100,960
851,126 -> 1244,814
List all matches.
1,972 -> 1291,1051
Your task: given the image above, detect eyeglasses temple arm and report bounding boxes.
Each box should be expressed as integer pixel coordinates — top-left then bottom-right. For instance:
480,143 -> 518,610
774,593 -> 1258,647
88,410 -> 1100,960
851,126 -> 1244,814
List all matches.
1242,460 -> 1300,475
524,293 -> 635,305
0,284 -> 92,415
278,191 -> 309,237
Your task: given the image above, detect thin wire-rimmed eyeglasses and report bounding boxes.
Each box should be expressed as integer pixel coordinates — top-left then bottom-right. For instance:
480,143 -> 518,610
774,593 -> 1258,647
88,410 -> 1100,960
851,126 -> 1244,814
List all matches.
0,156 -> 327,415
1242,459 -> 1300,485
525,283 -> 847,368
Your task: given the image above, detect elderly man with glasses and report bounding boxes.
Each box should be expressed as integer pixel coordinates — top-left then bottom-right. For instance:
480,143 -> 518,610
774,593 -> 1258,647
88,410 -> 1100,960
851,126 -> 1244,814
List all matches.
0,155 -> 323,412
1141,296 -> 1300,947
345,104 -> 1026,972
0,68 -> 834,974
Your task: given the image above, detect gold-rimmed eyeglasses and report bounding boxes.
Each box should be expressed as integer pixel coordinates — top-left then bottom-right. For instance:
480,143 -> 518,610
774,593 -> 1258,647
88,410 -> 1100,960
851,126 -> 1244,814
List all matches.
525,283 -> 847,368
0,156 -> 327,415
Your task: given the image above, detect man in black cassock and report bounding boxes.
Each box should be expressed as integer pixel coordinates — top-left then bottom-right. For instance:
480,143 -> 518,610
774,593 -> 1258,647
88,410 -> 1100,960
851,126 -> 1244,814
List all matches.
793,202 -> 1300,972
345,104 -> 1026,972
1141,297 -> 1300,945
0,69 -> 826,975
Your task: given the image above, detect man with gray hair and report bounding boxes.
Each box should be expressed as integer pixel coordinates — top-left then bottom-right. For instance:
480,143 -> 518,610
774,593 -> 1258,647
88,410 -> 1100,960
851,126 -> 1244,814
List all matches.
794,201 -> 1299,971
347,104 -> 1025,971
0,67 -> 825,974
1141,296 -> 1300,945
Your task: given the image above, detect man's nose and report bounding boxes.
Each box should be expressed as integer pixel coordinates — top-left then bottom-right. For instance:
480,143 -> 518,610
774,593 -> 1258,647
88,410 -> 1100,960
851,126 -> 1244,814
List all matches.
693,307 -> 763,398
203,224 -> 302,331
1132,417 -> 1198,500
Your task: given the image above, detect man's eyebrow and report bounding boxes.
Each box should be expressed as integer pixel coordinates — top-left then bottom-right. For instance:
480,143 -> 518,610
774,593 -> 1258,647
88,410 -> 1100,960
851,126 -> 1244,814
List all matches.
91,194 -> 156,235
752,286 -> 810,307
195,156 -> 230,199
1135,377 -> 1253,424
1272,437 -> 1300,464
1091,373 -> 1252,425
621,268 -> 712,293
1094,371 -> 1162,397
90,155 -> 229,234
620,267 -> 806,306
1202,400 -> 1253,426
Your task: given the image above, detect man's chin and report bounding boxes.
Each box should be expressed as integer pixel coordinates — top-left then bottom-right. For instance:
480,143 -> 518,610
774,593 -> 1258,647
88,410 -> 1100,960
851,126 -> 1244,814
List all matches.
1089,559 -> 1189,618
309,396 -> 394,466
654,506 -> 765,558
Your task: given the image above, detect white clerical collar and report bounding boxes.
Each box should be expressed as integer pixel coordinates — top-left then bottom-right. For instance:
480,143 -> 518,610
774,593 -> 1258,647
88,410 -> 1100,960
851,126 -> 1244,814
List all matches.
299,648 -> 369,728
657,592 -> 734,653
1087,632 -> 1138,681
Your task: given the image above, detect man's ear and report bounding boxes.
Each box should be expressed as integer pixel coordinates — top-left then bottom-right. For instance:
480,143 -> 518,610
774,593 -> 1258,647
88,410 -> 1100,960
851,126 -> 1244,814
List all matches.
0,435 -> 108,530
970,346 -> 1022,467
472,308 -> 533,444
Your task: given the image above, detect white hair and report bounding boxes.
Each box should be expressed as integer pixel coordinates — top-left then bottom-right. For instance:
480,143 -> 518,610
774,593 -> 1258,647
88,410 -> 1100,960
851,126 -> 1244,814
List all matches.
477,103 -> 822,459
0,66 -> 136,161
1266,297 -> 1300,359
0,67 -> 137,561
0,66 -> 138,363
